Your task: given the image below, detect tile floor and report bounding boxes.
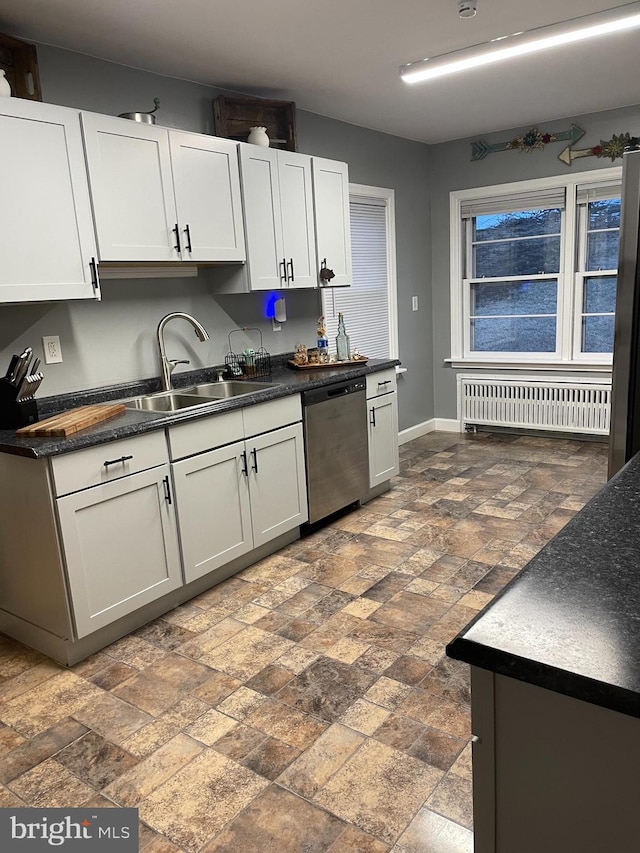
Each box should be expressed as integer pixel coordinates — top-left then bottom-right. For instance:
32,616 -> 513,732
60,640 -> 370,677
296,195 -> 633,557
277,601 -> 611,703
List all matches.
0,431 -> 608,852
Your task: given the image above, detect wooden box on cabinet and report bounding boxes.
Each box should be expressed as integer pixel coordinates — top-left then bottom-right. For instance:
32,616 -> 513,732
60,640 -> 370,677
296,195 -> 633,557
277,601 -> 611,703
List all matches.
0,32 -> 42,100
214,94 -> 297,151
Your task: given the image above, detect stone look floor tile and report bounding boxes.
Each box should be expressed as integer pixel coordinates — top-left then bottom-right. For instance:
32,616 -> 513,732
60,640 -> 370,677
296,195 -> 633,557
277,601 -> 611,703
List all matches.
278,723 -> 364,798
0,432 -> 607,852
327,825 -> 390,852
244,698 -> 328,749
0,717 -> 88,784
139,750 -> 269,852
276,657 -> 377,722
427,773 -> 474,830
315,739 -> 444,844
242,736 -> 300,780
56,730 -> 138,789
339,699 -> 391,736
184,709 -> 238,746
103,733 -> 203,806
201,783 -> 345,853
396,807 -> 473,853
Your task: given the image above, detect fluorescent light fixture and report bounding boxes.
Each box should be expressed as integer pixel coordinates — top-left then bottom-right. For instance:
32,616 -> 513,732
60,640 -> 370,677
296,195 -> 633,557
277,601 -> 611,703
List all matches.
401,2 -> 640,83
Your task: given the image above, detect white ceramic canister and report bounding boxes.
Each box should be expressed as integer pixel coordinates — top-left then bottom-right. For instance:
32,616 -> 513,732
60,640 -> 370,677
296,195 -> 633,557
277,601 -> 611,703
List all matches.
247,126 -> 269,146
0,70 -> 11,98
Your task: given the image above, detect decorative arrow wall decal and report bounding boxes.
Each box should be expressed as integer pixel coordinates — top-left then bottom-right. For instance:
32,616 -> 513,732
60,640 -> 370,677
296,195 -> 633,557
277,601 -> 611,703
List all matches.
558,132 -> 640,166
471,124 -> 585,161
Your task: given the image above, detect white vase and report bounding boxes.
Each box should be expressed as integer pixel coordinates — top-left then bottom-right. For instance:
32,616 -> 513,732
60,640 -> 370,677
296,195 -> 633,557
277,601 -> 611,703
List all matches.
248,126 -> 269,147
0,70 -> 11,98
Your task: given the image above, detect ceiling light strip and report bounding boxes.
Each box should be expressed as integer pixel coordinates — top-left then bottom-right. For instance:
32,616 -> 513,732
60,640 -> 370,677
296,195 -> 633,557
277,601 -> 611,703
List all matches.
401,2 -> 640,83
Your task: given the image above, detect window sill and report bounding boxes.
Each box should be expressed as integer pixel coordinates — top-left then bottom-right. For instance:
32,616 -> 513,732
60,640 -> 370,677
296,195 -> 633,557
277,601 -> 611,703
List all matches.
444,358 -> 612,374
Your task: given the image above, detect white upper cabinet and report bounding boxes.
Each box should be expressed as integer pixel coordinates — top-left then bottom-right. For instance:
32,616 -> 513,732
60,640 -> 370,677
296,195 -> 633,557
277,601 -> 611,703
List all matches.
312,157 -> 352,287
0,99 -> 99,303
82,113 -> 178,262
278,152 -> 318,288
81,113 -> 245,263
169,131 -> 245,262
239,145 -> 317,290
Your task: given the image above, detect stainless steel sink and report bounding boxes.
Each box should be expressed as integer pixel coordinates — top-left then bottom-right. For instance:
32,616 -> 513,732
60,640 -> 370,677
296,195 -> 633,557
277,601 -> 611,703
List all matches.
183,381 -> 277,399
123,391 -> 211,412
122,380 -> 276,412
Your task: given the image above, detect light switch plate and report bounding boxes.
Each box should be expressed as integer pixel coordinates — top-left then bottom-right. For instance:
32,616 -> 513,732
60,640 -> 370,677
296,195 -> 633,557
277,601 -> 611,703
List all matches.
412,296 -> 419,311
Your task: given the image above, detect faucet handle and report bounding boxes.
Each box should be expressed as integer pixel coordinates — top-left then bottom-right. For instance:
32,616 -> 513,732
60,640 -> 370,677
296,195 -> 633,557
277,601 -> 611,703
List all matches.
168,358 -> 190,373
215,368 -> 227,382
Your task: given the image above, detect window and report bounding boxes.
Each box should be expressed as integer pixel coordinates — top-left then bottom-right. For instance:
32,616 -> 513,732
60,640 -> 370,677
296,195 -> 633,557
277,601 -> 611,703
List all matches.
450,168 -> 621,366
322,185 -> 397,360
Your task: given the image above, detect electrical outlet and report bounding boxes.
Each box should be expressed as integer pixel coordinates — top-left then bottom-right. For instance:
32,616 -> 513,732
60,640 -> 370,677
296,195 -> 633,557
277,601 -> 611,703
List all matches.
412,296 -> 419,311
272,318 -> 282,332
42,335 -> 63,364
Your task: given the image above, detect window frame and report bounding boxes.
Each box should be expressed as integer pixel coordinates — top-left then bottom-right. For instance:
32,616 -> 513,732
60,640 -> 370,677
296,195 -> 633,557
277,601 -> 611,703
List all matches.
322,183 -> 398,360
449,167 -> 621,370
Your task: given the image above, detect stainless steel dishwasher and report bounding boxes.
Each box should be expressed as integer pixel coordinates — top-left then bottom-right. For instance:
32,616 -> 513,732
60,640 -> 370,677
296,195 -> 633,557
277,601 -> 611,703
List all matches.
302,377 -> 369,524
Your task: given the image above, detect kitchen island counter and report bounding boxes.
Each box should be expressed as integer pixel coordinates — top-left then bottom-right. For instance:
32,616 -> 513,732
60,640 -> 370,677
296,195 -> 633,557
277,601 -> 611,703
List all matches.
447,450 -> 640,718
0,358 -> 399,459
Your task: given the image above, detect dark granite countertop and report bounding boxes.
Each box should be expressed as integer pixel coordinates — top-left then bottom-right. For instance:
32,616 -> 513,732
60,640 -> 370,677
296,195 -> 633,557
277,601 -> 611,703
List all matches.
0,358 -> 399,459
447,452 -> 640,719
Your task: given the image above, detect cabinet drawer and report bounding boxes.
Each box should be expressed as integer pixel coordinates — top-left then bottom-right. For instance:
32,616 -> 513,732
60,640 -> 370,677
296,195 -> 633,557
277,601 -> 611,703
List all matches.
242,395 -> 302,438
366,369 -> 397,399
168,408 -> 244,460
51,431 -> 168,496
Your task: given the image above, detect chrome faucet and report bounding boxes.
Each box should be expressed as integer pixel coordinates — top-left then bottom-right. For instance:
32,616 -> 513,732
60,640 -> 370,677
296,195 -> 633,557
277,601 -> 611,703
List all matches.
157,312 -> 210,391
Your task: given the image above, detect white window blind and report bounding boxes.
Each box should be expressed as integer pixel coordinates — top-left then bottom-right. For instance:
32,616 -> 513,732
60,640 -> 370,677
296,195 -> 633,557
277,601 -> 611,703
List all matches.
461,187 -> 566,218
323,194 -> 390,359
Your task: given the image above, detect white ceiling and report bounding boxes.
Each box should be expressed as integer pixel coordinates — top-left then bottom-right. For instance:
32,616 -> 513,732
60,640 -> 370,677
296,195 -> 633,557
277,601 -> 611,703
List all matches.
1,0 -> 639,143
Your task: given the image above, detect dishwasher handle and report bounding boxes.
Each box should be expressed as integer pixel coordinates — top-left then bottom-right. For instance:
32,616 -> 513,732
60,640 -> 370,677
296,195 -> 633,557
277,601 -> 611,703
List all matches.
302,378 -> 366,406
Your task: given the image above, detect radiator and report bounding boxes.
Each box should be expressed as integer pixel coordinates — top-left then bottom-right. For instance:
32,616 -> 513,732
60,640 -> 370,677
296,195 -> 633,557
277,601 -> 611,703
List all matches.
458,375 -> 611,435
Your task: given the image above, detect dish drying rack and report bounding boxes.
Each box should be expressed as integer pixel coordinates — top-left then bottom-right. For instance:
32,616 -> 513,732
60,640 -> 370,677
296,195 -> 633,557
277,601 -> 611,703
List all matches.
225,328 -> 271,380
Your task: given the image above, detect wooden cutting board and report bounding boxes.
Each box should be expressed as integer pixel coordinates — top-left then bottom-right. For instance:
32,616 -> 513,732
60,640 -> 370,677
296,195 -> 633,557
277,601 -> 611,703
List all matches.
16,403 -> 127,437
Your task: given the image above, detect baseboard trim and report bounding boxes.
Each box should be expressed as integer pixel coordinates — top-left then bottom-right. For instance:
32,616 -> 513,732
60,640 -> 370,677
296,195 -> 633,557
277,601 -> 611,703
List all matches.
399,418 -> 462,444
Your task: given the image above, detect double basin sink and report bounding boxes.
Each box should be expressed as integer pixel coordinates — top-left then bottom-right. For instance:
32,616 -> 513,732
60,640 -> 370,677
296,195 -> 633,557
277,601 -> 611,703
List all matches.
123,381 -> 277,413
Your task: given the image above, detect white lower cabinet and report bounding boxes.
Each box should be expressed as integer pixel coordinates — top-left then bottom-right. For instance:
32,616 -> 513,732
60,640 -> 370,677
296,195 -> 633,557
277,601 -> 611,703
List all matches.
57,462 -> 182,637
366,369 -> 399,488
170,398 -> 307,584
172,440 -> 253,583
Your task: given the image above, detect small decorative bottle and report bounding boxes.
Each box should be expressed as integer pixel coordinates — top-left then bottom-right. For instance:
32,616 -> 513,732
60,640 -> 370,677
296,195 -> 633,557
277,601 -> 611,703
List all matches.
336,312 -> 351,361
0,70 -> 11,98
317,316 -> 329,363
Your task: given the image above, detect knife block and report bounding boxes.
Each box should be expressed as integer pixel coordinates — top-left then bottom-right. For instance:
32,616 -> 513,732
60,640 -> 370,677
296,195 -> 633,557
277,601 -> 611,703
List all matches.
0,379 -> 38,429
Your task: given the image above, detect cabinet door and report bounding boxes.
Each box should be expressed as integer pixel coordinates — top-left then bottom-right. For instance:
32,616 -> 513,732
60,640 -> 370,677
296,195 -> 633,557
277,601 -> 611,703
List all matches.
172,440 -> 252,583
278,152 -> 317,289
82,113 -> 178,261
57,464 -> 182,638
0,100 -> 98,302
248,423 -> 308,547
169,132 -> 245,262
312,158 -> 352,287
368,392 -> 399,487
238,144 -> 284,290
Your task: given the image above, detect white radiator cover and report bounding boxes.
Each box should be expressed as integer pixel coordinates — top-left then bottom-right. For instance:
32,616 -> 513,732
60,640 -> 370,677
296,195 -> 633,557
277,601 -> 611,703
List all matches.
458,374 -> 611,435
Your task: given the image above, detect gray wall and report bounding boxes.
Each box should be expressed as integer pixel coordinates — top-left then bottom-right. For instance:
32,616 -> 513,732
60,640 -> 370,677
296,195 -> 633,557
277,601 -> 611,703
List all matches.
1,44 -> 432,430
429,103 -> 640,419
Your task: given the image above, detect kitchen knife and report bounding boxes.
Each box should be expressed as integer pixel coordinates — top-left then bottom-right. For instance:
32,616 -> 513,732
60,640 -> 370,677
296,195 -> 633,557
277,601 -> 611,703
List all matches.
12,347 -> 32,387
4,354 -> 21,383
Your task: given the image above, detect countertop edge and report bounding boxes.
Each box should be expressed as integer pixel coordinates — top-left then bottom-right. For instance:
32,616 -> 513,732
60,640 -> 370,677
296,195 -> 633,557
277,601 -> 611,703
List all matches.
446,637 -> 640,720
0,359 -> 400,458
